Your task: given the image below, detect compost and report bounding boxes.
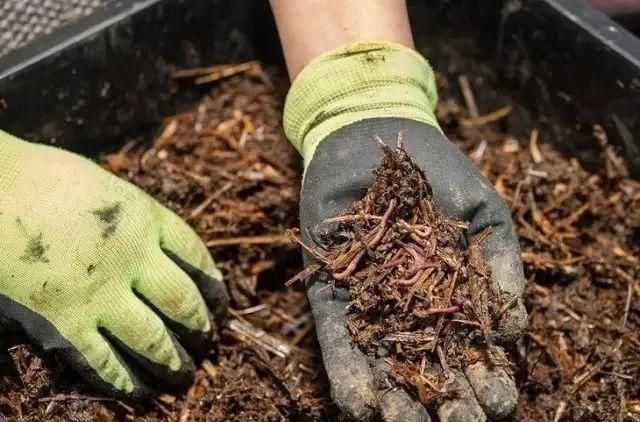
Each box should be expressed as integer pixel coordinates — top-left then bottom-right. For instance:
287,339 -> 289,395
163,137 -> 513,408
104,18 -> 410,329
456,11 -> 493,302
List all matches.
0,62 -> 638,422
290,139 -> 510,405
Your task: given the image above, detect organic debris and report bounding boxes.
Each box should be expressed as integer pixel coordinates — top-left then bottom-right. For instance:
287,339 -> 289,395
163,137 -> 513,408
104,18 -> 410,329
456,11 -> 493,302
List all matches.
102,64 -> 333,421
290,137 -> 509,404
0,61 -> 638,422
439,76 -> 640,421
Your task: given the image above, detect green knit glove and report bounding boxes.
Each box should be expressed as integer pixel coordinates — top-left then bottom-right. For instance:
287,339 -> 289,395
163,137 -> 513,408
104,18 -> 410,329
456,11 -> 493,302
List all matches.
0,130 -> 229,398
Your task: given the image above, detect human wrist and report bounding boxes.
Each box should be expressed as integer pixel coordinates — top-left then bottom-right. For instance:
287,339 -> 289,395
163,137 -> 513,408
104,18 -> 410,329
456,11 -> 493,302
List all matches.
283,40 -> 440,168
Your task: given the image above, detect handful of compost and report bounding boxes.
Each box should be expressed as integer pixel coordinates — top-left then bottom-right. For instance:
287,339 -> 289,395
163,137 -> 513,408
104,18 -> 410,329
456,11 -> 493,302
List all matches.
285,41 -> 525,421
291,137 -> 511,406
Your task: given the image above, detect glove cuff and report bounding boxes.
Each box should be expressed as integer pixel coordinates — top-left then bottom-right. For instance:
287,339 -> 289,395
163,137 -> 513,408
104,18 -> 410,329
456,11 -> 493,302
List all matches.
283,40 -> 440,168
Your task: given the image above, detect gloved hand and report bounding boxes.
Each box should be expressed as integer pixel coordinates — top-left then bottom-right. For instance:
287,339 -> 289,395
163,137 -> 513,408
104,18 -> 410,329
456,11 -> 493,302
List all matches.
284,41 -> 527,421
0,131 -> 229,399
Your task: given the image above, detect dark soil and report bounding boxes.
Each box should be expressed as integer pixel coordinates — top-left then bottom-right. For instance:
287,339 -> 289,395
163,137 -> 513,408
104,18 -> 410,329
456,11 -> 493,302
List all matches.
0,62 -> 638,422
292,141 -> 508,405
437,91 -> 640,420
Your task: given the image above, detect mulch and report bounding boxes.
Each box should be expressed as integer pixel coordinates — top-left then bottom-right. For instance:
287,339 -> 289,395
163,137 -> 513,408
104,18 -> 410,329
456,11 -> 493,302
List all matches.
0,62 -> 638,422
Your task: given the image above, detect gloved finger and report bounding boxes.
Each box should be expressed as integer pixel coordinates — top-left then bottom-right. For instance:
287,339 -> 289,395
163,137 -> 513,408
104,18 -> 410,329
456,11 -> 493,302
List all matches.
0,295 -> 149,400
485,251 -> 528,343
465,362 -> 517,420
436,371 -> 486,422
98,292 -> 194,387
307,276 -> 377,421
0,294 -> 149,399
372,359 -> 430,422
70,331 -> 149,399
380,389 -> 431,422
133,247 -> 211,353
158,208 -> 229,324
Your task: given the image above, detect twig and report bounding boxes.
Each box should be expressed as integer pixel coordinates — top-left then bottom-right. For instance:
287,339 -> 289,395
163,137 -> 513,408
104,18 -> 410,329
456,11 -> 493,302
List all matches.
235,304 -> 269,315
555,360 -> 607,422
332,199 -> 396,280
419,373 -> 444,393
471,140 -> 488,161
426,306 -> 460,315
529,129 -> 543,164
206,234 -> 292,247
552,402 -> 566,422
458,75 -> 479,119
190,182 -> 232,218
179,408 -> 190,422
622,276 -> 633,328
173,64 -> 232,78
599,370 -> 634,381
201,359 -> 219,379
285,263 -> 321,286
288,229 -> 330,264
437,345 -> 450,375
557,302 -> 582,321
451,319 -> 481,327
153,399 -> 174,418
497,295 -> 519,319
526,168 -> 548,178
38,395 -> 133,413
460,105 -> 512,127
324,214 -> 382,224
139,120 -> 179,169
178,61 -> 259,84
228,318 -> 292,358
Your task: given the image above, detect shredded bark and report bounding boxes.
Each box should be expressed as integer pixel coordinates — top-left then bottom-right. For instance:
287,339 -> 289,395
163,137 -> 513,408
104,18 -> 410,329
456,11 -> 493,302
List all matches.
0,61 -> 638,422
440,76 -> 640,422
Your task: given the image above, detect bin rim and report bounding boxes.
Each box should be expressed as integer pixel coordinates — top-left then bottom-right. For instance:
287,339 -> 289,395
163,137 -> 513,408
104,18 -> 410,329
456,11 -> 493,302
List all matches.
0,0 -> 162,81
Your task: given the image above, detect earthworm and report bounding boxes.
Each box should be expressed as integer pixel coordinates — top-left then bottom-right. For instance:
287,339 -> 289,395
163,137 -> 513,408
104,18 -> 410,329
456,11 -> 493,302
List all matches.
367,199 -> 397,248
383,248 -> 407,269
396,269 -> 425,287
333,249 -> 365,280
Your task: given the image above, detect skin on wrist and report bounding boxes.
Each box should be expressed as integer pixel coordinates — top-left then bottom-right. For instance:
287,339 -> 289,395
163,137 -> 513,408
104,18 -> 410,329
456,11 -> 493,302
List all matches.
269,0 -> 414,78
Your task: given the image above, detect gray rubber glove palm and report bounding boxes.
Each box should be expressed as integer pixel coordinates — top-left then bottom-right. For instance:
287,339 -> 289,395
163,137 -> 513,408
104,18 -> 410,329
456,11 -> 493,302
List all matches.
284,41 -> 526,421
0,130 -> 229,398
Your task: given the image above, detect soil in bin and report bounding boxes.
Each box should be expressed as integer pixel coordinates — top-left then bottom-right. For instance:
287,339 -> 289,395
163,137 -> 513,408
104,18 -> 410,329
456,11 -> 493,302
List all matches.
0,62 -> 638,422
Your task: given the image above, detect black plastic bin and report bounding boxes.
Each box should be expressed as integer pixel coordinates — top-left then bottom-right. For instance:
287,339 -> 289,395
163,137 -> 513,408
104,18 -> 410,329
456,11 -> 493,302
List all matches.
0,0 -> 639,174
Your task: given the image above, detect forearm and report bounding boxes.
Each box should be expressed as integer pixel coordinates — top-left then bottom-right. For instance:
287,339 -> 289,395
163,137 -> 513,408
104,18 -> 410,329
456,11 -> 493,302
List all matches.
269,0 -> 414,78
